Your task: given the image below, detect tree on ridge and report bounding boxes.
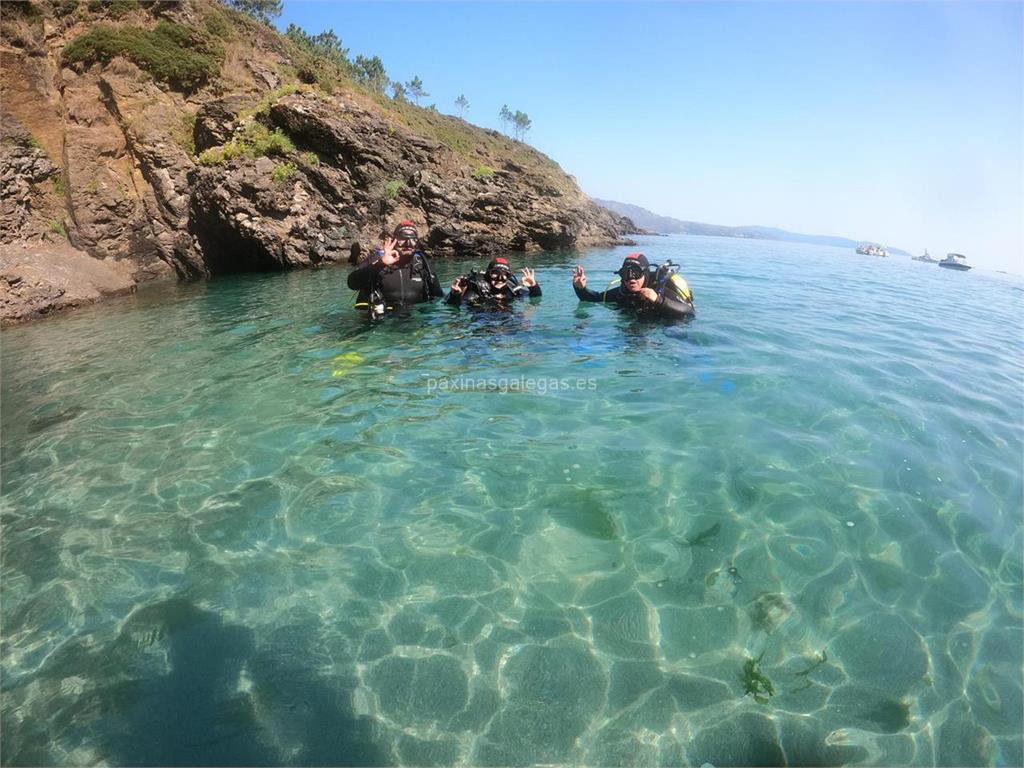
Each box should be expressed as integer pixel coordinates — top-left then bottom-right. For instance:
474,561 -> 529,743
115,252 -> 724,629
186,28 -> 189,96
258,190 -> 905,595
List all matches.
513,110 -> 532,141
407,76 -> 428,105
226,0 -> 282,24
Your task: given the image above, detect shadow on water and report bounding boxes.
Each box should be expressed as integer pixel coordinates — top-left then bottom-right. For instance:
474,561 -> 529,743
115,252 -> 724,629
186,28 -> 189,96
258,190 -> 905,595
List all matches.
1,598 -> 392,767
25,405 -> 87,435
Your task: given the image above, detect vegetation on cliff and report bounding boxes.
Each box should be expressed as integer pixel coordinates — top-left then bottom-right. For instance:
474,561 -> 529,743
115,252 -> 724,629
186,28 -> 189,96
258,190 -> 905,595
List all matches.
1,0 -> 634,323
224,0 -> 282,24
62,21 -> 224,90
197,122 -> 295,165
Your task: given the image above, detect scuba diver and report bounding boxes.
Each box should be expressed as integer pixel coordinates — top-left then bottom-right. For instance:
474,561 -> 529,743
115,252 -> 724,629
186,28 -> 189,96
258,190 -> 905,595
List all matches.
446,257 -> 541,308
347,220 -> 443,318
572,252 -> 694,320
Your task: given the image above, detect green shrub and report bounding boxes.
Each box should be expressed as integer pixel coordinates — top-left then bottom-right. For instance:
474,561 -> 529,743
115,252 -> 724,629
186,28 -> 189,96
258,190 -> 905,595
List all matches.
197,146 -> 226,166
201,5 -> 233,40
287,52 -> 334,92
243,83 -> 303,120
86,0 -> 135,18
384,179 -> 404,199
54,1 -> 80,18
52,175 -> 66,195
48,219 -> 67,238
300,150 -> 319,165
107,0 -> 136,18
62,21 -> 223,91
271,161 -> 296,182
8,2 -> 43,19
251,124 -> 295,156
472,164 -> 495,180
197,122 -> 296,165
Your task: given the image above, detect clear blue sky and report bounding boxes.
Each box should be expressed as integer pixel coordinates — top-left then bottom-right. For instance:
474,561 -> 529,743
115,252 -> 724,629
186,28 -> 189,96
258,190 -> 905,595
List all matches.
277,1 -> 1023,273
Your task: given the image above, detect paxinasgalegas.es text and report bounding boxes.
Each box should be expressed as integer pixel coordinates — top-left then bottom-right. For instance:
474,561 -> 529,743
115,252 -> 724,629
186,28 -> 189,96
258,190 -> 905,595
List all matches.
426,376 -> 598,394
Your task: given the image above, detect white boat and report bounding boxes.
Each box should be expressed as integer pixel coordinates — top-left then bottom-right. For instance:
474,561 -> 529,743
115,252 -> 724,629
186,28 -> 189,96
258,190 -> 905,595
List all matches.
856,243 -> 888,257
938,253 -> 971,271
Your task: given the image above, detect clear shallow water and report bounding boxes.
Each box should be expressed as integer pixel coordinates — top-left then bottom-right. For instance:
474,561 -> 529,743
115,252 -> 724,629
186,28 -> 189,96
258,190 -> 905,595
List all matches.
2,235 -> 1022,767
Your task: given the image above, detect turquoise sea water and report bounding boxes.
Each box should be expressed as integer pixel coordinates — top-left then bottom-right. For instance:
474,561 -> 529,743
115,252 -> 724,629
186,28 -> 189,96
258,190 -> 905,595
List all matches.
2,235 -> 1022,767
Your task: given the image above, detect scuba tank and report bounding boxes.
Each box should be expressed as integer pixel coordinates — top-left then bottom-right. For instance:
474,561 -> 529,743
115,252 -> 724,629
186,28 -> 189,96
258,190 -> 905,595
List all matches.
603,260 -> 694,304
414,251 -> 439,301
463,268 -> 488,293
460,268 -> 520,300
653,260 -> 694,304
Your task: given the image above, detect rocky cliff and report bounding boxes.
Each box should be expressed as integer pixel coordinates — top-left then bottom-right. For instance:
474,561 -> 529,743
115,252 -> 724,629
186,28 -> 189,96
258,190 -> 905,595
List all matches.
0,0 -> 635,324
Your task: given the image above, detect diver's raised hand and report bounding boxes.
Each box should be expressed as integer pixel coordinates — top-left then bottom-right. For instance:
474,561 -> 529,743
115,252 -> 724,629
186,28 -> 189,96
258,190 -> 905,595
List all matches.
450,277 -> 465,293
639,287 -> 659,303
381,237 -> 400,266
572,265 -> 587,289
521,267 -> 537,287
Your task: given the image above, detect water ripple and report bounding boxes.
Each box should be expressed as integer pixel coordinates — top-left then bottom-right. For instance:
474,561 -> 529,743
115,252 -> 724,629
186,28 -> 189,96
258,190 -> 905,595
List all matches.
2,237 -> 1021,766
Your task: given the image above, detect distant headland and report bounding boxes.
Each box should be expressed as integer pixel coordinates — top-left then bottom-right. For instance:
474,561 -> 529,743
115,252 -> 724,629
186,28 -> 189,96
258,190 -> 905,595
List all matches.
594,199 -> 911,258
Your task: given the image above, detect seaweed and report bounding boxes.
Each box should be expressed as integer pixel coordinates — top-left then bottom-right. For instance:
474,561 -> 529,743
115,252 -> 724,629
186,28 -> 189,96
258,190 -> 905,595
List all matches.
795,650 -> 828,677
741,653 -> 775,703
790,650 -> 828,692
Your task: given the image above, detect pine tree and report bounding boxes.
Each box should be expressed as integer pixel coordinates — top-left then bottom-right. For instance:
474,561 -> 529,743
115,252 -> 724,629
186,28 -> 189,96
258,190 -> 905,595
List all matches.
455,94 -> 469,117
285,25 -> 348,67
406,76 -> 428,105
354,55 -> 388,94
499,104 -> 512,135
513,110 -> 532,141
226,0 -> 282,24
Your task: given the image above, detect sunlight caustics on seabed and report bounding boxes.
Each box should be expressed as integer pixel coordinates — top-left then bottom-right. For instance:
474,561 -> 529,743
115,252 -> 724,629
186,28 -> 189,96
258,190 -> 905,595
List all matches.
2,235 -> 1021,766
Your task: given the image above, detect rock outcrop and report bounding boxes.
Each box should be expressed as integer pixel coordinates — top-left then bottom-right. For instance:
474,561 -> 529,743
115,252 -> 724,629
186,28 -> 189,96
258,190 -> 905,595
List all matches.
0,241 -> 136,324
1,111 -> 58,242
0,0 -> 636,325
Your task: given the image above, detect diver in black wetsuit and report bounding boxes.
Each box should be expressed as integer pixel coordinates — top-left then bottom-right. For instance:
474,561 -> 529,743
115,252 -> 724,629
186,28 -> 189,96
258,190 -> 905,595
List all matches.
572,252 -> 694,320
347,221 -> 443,316
446,257 -> 542,308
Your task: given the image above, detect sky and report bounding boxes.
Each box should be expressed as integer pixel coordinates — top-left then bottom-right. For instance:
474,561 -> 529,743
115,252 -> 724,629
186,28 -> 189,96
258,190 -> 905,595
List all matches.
276,1 -> 1024,273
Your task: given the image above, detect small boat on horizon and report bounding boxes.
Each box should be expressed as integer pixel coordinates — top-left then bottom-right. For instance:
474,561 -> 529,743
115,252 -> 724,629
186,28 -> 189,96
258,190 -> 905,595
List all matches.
938,253 -> 972,271
856,243 -> 888,257
913,249 -> 939,263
